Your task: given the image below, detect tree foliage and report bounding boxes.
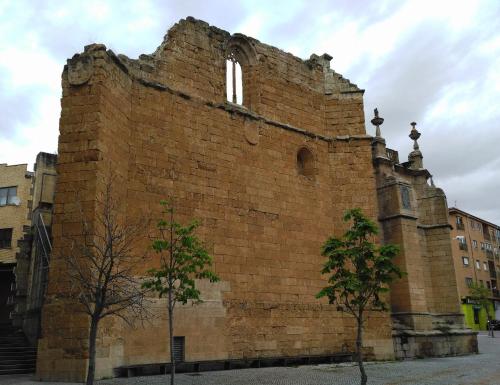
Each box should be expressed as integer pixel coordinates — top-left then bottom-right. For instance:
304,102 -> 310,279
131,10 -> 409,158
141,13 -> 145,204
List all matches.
469,282 -> 495,337
143,200 -> 219,385
317,208 -> 404,385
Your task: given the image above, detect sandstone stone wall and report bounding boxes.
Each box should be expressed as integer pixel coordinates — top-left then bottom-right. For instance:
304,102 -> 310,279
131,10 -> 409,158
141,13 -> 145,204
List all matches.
37,17 -> 393,382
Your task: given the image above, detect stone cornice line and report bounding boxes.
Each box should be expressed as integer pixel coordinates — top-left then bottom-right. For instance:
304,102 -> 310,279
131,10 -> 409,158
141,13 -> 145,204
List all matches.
378,213 -> 418,222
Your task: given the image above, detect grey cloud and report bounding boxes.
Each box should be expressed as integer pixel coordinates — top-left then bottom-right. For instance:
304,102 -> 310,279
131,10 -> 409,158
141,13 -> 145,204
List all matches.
9,1 -> 247,61
1,1 -> 499,223
362,24 -> 481,132
258,0 -> 406,52
441,169 -> 500,225
358,19 -> 498,170
0,80 -> 40,140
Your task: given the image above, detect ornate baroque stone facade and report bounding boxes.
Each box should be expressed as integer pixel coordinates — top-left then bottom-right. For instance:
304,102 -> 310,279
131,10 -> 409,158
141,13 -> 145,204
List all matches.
37,18 -> 476,381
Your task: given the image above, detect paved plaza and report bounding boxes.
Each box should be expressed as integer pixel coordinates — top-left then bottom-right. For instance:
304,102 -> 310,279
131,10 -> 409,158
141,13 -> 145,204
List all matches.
2,333 -> 499,385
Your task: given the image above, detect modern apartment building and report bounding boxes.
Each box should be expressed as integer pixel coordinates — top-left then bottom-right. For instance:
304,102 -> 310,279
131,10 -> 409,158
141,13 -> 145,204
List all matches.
0,163 -> 33,326
0,153 -> 56,333
449,207 -> 500,329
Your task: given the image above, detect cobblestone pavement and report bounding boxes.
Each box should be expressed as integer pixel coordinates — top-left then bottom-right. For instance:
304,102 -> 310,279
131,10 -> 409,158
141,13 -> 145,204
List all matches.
2,333 -> 499,385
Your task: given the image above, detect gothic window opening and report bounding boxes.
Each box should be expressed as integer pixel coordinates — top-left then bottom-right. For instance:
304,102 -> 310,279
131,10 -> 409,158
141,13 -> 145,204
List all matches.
226,53 -> 243,104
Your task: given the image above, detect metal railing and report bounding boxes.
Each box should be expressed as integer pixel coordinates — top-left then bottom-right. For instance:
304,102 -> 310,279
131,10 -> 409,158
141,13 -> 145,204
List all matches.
29,212 -> 52,310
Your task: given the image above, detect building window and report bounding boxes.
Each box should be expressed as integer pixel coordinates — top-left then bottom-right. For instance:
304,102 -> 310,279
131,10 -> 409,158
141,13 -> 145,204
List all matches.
476,260 -> 481,269
456,216 -> 464,230
470,220 -> 481,231
296,147 -> 315,178
487,281 -> 491,289
0,186 -> 18,206
226,52 -> 242,104
0,228 -> 13,248
480,242 -> 485,250
457,236 -> 468,251
472,240 -> 478,248
462,256 -> 469,266
483,262 -> 488,270
401,186 -> 411,209
465,277 -> 473,287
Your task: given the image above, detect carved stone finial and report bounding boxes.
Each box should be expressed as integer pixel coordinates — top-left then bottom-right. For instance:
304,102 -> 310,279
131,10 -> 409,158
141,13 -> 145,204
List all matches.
408,121 -> 424,169
371,108 -> 384,137
409,121 -> 421,150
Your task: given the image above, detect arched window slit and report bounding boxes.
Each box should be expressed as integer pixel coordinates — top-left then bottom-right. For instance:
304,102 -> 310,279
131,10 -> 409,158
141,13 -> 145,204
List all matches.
226,52 -> 242,104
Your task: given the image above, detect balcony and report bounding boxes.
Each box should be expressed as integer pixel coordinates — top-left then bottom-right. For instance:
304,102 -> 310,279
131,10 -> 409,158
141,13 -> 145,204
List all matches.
486,250 -> 494,259
456,222 -> 465,230
490,270 -> 497,279
459,242 -> 468,251
492,289 -> 500,298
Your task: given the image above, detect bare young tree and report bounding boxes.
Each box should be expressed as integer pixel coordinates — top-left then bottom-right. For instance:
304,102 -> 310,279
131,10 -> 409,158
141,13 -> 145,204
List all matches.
65,178 -> 150,385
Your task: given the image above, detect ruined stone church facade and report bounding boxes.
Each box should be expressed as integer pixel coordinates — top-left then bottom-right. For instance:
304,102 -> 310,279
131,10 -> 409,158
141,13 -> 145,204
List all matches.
37,18 -> 476,381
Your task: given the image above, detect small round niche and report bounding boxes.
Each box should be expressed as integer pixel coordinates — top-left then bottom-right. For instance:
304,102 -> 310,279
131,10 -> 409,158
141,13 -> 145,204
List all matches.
296,147 -> 315,178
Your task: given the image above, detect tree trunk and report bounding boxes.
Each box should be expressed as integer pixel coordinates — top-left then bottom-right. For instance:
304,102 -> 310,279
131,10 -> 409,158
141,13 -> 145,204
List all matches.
356,312 -> 367,385
168,291 -> 175,385
86,316 -> 99,385
487,314 -> 495,338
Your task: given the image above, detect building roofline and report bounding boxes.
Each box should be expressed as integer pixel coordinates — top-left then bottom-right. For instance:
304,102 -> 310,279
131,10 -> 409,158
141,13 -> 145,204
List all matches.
449,207 -> 500,230
0,163 -> 28,167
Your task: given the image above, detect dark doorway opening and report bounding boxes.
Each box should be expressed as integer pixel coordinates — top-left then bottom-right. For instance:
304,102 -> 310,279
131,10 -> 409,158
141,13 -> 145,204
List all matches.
0,265 -> 15,326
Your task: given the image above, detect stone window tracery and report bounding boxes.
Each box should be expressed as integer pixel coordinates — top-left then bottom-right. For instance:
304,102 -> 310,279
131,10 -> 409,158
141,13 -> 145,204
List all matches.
226,52 -> 242,104
225,35 -> 257,108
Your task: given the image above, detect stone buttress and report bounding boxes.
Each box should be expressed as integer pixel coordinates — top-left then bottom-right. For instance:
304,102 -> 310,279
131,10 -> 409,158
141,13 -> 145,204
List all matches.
371,112 -> 477,358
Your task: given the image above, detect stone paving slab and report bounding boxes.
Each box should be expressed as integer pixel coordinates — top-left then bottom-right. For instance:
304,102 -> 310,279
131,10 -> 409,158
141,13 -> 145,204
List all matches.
2,334 -> 499,385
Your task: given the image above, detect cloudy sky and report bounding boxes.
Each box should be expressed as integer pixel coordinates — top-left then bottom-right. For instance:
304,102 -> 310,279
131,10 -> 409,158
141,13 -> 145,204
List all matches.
1,0 -> 499,223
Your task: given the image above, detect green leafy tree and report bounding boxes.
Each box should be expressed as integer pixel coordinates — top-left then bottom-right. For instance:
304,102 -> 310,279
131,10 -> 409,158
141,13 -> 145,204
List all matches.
143,201 -> 219,385
469,282 -> 495,337
316,208 -> 404,385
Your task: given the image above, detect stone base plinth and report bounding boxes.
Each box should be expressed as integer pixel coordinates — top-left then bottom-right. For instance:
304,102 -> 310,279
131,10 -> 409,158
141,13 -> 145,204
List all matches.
393,329 -> 478,359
